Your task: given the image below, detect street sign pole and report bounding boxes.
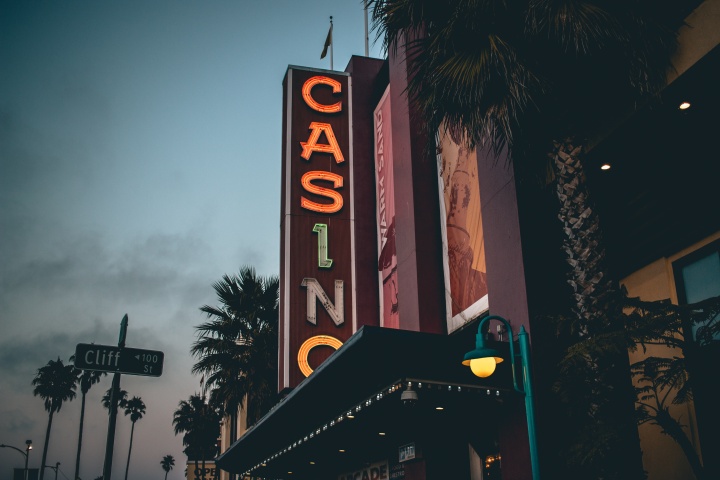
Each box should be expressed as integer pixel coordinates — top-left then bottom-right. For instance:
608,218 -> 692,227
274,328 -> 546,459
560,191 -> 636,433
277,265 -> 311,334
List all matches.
102,314 -> 128,480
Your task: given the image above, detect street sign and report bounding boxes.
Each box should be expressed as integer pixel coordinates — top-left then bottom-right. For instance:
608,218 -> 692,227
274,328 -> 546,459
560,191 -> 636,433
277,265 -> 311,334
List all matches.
74,343 -> 164,377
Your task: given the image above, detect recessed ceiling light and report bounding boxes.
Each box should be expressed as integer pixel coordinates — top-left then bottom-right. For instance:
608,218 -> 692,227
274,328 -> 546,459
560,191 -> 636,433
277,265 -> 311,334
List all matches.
600,163 -> 611,171
309,461 -> 316,465
379,432 -> 386,436
339,449 -> 346,453
679,101 -> 691,110
436,406 -> 444,410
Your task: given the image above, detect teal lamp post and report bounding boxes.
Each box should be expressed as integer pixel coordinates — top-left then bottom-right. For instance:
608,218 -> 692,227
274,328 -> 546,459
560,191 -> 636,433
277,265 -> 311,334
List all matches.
462,315 -> 540,480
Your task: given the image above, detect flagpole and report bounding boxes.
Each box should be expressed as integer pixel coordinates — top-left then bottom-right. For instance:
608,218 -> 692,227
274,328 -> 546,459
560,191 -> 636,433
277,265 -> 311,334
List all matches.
330,16 -> 334,70
364,0 -> 369,56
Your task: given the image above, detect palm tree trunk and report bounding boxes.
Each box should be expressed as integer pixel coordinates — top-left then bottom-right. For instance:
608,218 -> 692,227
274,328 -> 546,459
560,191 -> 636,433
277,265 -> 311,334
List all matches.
74,392 -> 87,480
39,410 -> 54,480
164,471 -> 168,480
552,137 -> 645,478
124,421 -> 135,480
553,137 -> 614,326
653,408 -> 706,480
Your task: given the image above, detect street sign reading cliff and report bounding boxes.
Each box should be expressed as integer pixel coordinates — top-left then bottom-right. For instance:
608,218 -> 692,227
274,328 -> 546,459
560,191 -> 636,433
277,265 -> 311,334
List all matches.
74,343 -> 164,377
279,67 -> 355,389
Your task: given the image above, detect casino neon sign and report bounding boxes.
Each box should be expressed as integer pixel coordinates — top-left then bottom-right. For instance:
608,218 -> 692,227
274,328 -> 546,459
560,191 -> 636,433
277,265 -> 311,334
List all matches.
296,75 -> 347,377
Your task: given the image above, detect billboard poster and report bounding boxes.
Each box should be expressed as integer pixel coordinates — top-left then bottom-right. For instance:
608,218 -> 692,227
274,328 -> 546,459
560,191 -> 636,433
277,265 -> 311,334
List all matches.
373,86 -> 399,329
280,67 -> 355,389
436,129 -> 489,332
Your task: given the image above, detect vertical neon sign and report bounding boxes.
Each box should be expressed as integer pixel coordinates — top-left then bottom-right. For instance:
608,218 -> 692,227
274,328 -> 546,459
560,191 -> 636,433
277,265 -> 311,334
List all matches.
280,68 -> 354,389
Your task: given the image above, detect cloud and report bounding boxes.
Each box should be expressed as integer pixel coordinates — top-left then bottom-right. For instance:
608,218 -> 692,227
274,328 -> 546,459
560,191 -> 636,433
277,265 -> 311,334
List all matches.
0,408 -> 36,434
0,321 -> 116,391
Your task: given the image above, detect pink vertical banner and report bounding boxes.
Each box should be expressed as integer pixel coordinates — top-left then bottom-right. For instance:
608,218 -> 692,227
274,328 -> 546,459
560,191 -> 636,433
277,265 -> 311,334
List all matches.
374,86 -> 399,328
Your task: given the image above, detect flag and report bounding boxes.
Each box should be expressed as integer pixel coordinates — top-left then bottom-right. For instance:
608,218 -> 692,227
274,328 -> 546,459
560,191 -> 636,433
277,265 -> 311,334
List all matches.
321,23 -> 332,59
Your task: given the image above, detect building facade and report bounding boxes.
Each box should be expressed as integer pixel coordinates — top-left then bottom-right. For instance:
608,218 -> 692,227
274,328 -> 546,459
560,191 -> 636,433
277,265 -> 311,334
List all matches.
217,2 -> 720,479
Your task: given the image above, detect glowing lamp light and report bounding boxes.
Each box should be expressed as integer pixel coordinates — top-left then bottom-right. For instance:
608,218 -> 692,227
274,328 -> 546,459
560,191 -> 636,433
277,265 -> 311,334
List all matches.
462,332 -> 504,378
469,357 -> 501,377
600,163 -> 611,171
679,101 -> 691,110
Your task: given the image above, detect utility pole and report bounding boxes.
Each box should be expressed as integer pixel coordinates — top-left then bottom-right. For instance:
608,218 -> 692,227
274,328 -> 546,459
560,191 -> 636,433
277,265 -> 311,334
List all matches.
44,462 -> 60,480
102,315 -> 128,480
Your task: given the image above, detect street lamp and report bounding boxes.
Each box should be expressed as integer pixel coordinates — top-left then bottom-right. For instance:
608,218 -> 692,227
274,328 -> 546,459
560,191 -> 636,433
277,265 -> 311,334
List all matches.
0,439 -> 32,480
462,315 -> 540,480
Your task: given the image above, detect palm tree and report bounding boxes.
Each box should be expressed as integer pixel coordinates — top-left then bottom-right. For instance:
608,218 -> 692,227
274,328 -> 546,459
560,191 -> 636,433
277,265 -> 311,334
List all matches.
172,394 -> 220,477
69,357 -> 106,480
160,454 -> 175,480
32,358 -> 78,480
370,1 -> 682,477
122,396 -> 146,480
192,266 -> 279,441
102,387 -> 128,412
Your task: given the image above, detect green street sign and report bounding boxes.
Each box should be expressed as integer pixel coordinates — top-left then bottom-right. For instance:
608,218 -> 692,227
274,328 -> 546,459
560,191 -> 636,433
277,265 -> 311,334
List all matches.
74,343 -> 164,377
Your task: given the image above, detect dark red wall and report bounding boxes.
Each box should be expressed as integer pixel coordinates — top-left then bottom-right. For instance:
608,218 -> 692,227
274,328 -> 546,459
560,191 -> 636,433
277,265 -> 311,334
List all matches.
388,36 -> 446,334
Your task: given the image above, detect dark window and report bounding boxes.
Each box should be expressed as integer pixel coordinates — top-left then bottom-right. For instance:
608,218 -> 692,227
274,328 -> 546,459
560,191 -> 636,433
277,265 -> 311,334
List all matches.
673,239 -> 720,342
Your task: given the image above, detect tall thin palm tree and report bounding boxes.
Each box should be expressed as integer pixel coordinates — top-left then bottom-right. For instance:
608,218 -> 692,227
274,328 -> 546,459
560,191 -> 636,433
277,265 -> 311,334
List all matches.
160,454 -> 175,480
370,1 -> 682,477
122,396 -> 146,480
172,394 -> 220,477
192,266 -> 279,440
32,358 -> 78,480
69,357 -> 106,480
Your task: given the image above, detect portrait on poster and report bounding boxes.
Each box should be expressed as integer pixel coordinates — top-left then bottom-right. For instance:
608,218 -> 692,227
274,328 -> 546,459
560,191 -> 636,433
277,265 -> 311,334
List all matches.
436,129 -> 489,332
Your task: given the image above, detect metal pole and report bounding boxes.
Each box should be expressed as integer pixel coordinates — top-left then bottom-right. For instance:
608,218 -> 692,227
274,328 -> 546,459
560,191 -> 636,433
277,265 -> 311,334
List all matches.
364,0 -> 369,56
518,326 -> 540,480
474,316 -> 540,480
102,315 -> 128,480
1,444 -> 31,480
24,446 -> 30,480
330,16 -> 334,71
44,463 -> 60,480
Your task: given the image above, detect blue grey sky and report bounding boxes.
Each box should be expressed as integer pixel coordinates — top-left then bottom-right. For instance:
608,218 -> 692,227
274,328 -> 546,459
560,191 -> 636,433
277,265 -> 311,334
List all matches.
0,1 -> 383,478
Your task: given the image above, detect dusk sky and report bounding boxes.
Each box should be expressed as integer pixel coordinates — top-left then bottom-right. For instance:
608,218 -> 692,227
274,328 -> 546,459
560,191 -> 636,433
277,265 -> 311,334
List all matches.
0,1 -> 383,479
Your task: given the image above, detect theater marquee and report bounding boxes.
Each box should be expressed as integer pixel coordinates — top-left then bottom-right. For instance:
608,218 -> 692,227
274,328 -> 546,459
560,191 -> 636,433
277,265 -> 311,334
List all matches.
280,67 -> 356,389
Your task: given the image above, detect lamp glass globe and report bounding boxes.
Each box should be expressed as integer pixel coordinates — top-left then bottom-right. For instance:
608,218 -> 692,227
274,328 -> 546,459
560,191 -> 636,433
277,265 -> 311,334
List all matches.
470,357 -> 497,378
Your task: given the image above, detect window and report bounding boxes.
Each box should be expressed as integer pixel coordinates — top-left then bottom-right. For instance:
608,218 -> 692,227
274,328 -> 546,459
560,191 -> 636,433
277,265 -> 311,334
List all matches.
673,239 -> 720,342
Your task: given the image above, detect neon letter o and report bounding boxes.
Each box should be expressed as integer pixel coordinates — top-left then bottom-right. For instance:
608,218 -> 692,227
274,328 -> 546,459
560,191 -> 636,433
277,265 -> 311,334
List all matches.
298,335 -> 343,377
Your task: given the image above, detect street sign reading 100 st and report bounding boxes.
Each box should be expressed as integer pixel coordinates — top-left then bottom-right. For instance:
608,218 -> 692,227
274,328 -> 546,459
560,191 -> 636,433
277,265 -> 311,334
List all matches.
74,343 -> 164,377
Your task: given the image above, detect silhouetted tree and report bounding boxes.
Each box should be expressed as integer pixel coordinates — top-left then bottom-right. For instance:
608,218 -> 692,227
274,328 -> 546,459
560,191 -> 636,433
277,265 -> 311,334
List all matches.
102,387 -> 128,412
32,358 -> 77,480
69,356 -> 106,480
161,454 -> 175,480
123,396 -> 146,480
173,394 -> 220,478
192,266 -> 279,441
